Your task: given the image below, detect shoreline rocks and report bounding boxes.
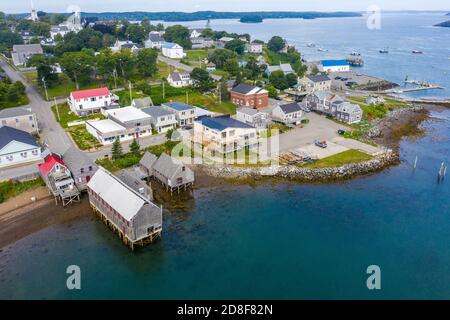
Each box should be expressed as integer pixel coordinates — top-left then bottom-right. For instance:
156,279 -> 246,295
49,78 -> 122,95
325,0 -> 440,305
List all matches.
196,150 -> 399,183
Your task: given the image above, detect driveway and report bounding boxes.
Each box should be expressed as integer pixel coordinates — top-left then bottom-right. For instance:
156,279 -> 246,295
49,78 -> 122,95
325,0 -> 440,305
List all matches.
158,55 -> 222,81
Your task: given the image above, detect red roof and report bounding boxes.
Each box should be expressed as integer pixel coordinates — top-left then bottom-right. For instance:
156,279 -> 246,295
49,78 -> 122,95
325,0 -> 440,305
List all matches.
38,154 -> 65,176
71,87 -> 110,100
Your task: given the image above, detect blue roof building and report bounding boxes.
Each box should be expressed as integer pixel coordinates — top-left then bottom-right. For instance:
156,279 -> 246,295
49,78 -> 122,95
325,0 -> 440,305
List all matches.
319,60 -> 350,72
200,115 -> 255,132
161,102 -> 196,127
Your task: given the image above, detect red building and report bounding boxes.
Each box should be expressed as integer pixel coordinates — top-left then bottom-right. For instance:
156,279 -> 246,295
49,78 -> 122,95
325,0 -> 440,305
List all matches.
230,84 -> 269,110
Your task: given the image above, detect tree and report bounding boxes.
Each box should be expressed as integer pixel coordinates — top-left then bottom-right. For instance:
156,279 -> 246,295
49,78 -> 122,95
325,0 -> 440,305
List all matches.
129,138 -> 140,155
235,72 -> 243,86
225,39 -> 246,55
267,36 -> 285,52
136,48 -> 158,78
0,30 -> 23,52
286,73 -> 298,88
265,85 -> 278,98
111,138 -> 123,160
30,22 -> 51,37
311,65 -> 319,76
208,49 -> 237,69
223,58 -> 240,76
164,25 -> 192,49
243,57 -> 261,80
191,68 -> 214,92
125,24 -> 146,43
27,54 -> 58,87
269,70 -> 289,90
297,63 -> 308,78
59,51 -> 96,88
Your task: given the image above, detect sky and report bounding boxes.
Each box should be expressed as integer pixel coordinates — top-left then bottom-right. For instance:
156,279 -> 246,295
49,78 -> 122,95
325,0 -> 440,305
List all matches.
2,0 -> 449,14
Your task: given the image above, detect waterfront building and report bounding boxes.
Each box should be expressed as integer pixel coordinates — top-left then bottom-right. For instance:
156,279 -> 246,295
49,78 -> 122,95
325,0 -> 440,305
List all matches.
300,75 -> 332,92
318,60 -> 351,73
230,84 -> 269,110
335,102 -> 363,124
193,115 -> 258,154
68,87 -> 116,116
151,153 -> 195,193
87,167 -> 163,249
0,107 -> 38,134
62,147 -> 98,191
265,63 -> 295,76
141,106 -> 177,133
161,102 -> 196,127
0,126 -> 41,168
138,152 -> 158,179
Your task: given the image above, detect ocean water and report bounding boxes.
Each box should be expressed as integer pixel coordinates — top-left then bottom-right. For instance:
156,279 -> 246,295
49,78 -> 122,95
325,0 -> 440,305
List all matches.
1,13 -> 450,299
165,12 -> 450,100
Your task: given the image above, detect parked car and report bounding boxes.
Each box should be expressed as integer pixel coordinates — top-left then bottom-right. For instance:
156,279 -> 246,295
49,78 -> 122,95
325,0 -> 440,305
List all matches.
338,129 -> 347,135
315,140 -> 328,148
334,76 -> 342,80
301,105 -> 311,113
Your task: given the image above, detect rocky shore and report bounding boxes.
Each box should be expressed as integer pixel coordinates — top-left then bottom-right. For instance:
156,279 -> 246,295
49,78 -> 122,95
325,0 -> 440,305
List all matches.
197,150 -> 399,183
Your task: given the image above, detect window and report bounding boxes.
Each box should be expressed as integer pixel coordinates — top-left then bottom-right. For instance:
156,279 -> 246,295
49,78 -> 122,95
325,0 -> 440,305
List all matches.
182,166 -> 186,172
221,132 -> 227,138
80,168 -> 84,174
15,118 -> 19,123
88,166 -> 93,171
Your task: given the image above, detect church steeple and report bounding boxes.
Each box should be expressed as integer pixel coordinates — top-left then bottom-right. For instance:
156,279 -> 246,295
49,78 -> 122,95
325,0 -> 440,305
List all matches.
29,0 -> 39,22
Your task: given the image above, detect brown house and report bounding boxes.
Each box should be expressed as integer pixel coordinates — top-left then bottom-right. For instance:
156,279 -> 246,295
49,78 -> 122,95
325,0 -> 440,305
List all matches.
230,84 -> 269,110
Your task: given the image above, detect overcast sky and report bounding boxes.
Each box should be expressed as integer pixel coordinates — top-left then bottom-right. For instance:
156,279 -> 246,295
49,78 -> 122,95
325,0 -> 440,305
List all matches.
3,0 -> 449,13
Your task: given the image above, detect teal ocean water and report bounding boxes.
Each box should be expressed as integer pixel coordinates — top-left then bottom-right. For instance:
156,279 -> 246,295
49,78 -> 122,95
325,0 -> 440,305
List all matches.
1,12 -> 450,299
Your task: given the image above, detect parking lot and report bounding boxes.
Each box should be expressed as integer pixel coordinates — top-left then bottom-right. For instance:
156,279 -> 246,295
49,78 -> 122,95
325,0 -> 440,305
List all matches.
330,71 -> 384,90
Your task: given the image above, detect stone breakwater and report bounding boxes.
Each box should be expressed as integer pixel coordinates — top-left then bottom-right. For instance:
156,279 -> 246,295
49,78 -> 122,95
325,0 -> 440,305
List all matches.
197,150 -> 399,183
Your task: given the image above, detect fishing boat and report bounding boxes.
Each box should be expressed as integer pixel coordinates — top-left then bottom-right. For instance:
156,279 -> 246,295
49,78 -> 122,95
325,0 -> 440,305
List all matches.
379,48 -> 389,54
307,43 -> 316,48
317,48 -> 328,52
350,51 -> 361,56
412,50 -> 423,54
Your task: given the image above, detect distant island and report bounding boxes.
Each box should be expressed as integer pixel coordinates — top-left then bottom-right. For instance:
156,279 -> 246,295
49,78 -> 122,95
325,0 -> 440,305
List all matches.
435,20 -> 450,27
71,11 -> 362,22
240,16 -> 263,23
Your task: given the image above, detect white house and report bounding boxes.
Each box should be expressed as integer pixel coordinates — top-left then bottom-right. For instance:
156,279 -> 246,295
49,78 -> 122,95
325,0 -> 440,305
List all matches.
162,42 -> 186,59
50,25 -> 70,39
167,71 -> 191,87
145,32 -> 165,49
190,28 -> 205,38
236,107 -> 270,130
193,115 -> 258,154
141,106 -> 178,133
247,41 -> 263,54
0,126 -> 41,169
86,119 -> 127,145
105,106 -> 153,140
68,87 -> 115,116
300,75 -> 332,92
0,107 -> 38,134
318,60 -> 350,73
162,102 -> 196,127
271,103 -> 303,125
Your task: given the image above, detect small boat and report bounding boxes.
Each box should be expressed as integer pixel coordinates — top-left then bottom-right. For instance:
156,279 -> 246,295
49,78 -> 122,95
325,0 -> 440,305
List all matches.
412,50 -> 423,54
307,43 -> 316,48
350,51 -> 361,56
379,48 -> 389,54
317,48 -> 328,52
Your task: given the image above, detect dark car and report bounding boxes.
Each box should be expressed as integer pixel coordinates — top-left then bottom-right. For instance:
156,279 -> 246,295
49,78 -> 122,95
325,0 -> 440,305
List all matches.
338,129 -> 346,135
334,76 -> 342,80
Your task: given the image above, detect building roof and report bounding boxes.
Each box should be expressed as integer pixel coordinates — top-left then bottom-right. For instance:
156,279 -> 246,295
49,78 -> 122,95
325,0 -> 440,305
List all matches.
0,107 -> 33,118
149,33 -> 164,42
152,153 -> 184,180
71,87 -> 110,100
321,60 -> 350,67
279,102 -> 302,114
200,115 -> 255,131
168,71 -> 188,82
12,44 -> 43,53
267,64 -> 294,74
237,107 -> 260,116
162,42 -> 182,49
219,37 -> 234,42
87,167 -> 151,221
163,102 -> 195,112
141,106 -> 175,118
38,154 -> 65,176
132,97 -> 153,108
139,152 -> 158,170
63,146 -> 95,171
106,106 -> 151,123
231,83 -> 268,95
0,126 -> 38,150
307,75 -> 331,83
86,119 -> 126,133
311,90 -> 343,103
337,102 -> 362,114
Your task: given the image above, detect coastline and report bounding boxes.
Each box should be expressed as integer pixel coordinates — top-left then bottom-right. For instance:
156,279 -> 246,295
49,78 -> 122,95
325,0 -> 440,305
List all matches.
0,105 -> 433,249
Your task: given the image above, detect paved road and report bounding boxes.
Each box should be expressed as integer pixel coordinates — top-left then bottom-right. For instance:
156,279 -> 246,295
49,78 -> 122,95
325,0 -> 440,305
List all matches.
158,55 -> 223,81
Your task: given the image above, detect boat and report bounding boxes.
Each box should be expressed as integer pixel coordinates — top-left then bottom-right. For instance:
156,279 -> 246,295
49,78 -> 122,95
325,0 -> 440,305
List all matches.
412,50 -> 423,54
350,51 -> 361,56
346,57 -> 364,66
307,43 -> 316,48
317,48 -> 328,52
379,48 -> 389,54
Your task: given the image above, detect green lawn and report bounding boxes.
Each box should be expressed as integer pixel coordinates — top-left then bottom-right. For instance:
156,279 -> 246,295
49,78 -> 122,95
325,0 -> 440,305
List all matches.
0,95 -> 29,109
115,89 -> 147,107
184,49 -> 210,68
303,149 -> 373,169
0,178 -> 45,204
152,61 -> 172,81
68,125 -> 102,151
96,153 -> 142,172
347,96 -> 409,120
50,102 -> 104,128
169,92 -> 236,114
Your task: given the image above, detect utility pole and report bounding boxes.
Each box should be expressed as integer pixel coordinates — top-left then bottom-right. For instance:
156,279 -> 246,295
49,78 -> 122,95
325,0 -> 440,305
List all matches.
42,77 -> 49,101
186,90 -> 189,104
128,81 -> 132,104
113,68 -> 118,89
54,97 -> 60,122
218,82 -> 222,105
162,81 -> 165,99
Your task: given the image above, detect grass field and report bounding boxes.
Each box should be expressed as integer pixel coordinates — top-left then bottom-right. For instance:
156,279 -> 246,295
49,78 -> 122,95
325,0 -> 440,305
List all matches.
303,149 -> 373,169
115,89 -> 147,107
50,103 -> 104,128
169,92 -> 236,114
0,178 -> 45,204
347,96 -> 409,119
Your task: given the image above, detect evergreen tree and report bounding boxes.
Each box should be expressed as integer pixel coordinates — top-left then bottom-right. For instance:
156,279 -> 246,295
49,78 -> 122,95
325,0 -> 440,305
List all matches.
129,138 -> 140,155
111,138 -> 123,160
